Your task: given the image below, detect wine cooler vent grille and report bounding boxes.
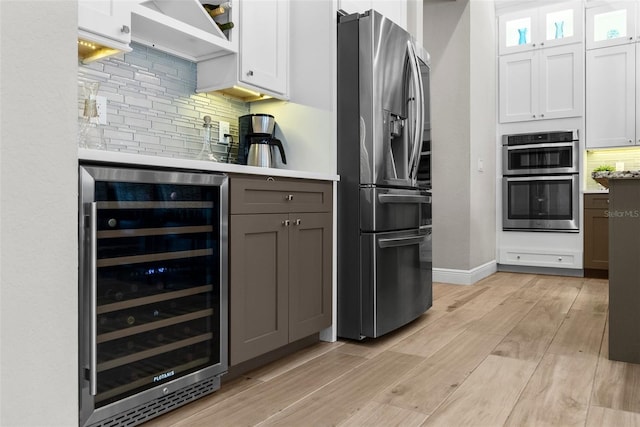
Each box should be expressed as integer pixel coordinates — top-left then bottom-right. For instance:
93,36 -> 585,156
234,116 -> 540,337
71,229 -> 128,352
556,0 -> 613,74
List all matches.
89,377 -> 220,427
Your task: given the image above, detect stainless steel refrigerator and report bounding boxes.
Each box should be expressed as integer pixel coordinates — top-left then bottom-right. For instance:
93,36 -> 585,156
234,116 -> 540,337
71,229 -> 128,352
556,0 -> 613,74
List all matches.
337,10 -> 432,340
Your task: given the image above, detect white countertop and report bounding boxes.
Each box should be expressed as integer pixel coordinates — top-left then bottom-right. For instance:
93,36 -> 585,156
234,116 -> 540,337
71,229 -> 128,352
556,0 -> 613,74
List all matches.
79,149 -> 340,182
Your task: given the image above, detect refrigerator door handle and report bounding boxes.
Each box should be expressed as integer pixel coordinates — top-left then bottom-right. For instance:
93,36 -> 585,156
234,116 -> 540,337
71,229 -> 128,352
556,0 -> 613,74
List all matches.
407,41 -> 425,184
378,233 -> 425,248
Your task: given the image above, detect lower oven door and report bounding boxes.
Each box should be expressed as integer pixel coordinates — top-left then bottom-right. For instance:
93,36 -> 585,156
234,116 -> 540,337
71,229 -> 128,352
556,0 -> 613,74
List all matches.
361,228 -> 432,338
503,174 -> 579,231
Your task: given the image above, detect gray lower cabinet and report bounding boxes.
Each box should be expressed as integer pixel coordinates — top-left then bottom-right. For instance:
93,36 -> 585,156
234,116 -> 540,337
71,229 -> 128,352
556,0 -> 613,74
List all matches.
229,175 -> 333,365
583,193 -> 609,273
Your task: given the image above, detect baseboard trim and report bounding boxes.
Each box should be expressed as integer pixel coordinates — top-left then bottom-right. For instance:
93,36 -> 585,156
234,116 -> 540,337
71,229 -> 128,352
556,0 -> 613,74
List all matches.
433,260 -> 498,285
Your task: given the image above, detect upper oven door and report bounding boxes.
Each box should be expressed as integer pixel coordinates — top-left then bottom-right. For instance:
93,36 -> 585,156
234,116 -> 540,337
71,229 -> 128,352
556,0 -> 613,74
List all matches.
502,141 -> 579,175
502,175 -> 579,232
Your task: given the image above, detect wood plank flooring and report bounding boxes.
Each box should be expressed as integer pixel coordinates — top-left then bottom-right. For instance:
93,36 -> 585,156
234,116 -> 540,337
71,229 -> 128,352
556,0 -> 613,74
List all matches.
144,272 -> 640,427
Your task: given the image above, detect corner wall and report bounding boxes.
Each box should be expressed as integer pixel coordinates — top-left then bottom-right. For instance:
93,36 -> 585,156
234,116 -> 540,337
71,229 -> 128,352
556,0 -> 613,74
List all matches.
423,0 -> 497,281
0,1 -> 79,425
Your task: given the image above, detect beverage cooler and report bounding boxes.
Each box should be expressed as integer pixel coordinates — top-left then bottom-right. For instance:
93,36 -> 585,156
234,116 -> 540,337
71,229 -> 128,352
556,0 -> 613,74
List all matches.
78,165 -> 228,427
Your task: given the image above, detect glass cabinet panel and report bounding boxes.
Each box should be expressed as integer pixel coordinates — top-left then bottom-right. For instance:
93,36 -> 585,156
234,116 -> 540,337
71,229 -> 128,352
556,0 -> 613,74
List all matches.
505,17 -> 532,48
499,2 -> 583,55
544,9 -> 575,42
594,9 -> 628,42
587,2 -> 637,50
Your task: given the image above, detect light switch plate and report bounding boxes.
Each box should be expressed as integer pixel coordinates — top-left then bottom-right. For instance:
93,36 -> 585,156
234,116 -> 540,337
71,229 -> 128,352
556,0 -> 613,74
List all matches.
96,96 -> 107,125
219,121 -> 230,142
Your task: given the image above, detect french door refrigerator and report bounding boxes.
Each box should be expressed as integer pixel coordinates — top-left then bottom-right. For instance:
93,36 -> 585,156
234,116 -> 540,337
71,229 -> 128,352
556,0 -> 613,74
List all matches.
78,165 -> 228,427
337,10 -> 432,340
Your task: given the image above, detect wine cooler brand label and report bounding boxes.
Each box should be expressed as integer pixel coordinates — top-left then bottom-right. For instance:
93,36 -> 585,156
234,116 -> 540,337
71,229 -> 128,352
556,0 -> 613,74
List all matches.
153,370 -> 175,382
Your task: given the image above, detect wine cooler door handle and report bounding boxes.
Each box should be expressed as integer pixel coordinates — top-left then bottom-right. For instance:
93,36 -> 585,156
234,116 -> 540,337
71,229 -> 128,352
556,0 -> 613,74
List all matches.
89,202 -> 98,396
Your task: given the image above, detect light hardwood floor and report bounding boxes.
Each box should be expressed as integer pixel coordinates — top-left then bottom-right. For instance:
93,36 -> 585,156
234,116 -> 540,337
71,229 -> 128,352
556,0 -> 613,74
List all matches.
144,272 -> 640,426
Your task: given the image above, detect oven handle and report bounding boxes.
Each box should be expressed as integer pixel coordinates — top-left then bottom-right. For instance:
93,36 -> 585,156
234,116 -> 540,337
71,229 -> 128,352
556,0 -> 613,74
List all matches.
378,193 -> 431,204
506,142 -> 576,150
378,233 -> 426,248
505,175 -> 577,182
88,202 -> 98,396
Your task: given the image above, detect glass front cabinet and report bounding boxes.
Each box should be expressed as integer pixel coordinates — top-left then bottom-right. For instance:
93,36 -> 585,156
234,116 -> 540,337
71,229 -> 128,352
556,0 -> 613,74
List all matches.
499,1 -> 584,55
586,1 -> 638,50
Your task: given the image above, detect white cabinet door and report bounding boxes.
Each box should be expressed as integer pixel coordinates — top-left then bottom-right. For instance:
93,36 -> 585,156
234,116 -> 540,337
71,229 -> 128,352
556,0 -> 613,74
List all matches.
499,9 -> 537,55
499,51 -> 538,122
338,0 -> 371,14
586,1 -> 637,50
586,44 -> 636,148
500,44 -> 583,123
538,1 -> 584,50
78,0 -> 132,46
372,0 -> 407,29
637,44 -> 640,146
539,44 -> 583,120
240,0 -> 289,95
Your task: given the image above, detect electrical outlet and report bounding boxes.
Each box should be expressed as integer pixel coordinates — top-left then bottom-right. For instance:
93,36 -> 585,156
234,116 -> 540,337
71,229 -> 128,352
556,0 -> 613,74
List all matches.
219,120 -> 230,142
95,96 -> 107,125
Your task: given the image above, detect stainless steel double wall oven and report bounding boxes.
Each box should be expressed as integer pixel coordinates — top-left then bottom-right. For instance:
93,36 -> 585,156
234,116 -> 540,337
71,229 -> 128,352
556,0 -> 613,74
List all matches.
502,130 -> 580,232
79,165 -> 228,427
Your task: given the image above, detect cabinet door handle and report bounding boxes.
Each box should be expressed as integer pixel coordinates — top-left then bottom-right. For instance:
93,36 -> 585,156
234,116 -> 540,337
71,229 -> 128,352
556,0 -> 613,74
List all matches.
540,113 -> 545,118
540,42 -> 544,46
285,194 -> 294,201
532,114 -> 536,119
629,139 -> 633,144
121,25 -> 130,34
247,70 -> 254,76
282,219 -> 290,226
294,219 -> 301,225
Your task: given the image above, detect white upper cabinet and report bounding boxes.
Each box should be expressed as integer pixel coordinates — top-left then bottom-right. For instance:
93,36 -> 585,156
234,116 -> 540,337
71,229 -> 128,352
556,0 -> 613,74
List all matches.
500,44 -> 584,123
197,0 -> 289,101
78,1 -> 135,51
239,0 -> 288,95
499,1 -> 583,55
586,44 -> 638,148
586,1 -> 638,50
338,0 -> 407,30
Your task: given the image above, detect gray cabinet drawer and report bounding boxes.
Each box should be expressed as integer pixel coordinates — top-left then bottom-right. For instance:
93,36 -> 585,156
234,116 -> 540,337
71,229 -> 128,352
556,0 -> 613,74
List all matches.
584,193 -> 609,210
230,175 -> 332,214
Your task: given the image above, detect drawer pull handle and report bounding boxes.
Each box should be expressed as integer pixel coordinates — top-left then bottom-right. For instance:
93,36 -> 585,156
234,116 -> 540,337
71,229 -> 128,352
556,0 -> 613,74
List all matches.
558,257 -> 563,262
295,219 -> 301,225
285,194 -> 294,201
266,177 -> 275,182
282,220 -> 290,226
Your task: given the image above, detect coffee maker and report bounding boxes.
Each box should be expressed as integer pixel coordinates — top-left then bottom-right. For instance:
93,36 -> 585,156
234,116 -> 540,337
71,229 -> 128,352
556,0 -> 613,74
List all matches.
237,114 -> 287,167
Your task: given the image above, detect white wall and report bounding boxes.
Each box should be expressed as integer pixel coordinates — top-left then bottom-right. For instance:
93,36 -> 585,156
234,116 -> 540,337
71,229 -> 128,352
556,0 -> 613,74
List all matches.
251,0 -> 337,175
424,0 -> 497,277
469,0 -> 497,268
0,1 -> 79,426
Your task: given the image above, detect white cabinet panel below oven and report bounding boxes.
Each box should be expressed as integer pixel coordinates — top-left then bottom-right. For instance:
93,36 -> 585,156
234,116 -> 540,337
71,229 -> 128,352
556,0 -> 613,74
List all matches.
499,247 -> 581,269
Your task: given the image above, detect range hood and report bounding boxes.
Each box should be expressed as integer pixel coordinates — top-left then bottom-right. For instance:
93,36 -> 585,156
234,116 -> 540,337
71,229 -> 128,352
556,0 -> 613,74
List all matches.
131,0 -> 236,62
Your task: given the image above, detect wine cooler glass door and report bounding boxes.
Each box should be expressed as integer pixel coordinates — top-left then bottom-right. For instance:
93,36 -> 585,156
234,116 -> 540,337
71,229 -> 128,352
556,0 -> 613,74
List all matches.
79,166 -> 228,426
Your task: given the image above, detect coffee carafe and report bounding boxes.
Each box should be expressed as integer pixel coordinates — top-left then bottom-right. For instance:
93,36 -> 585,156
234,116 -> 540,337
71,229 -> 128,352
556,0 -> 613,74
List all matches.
238,113 -> 287,167
247,135 -> 287,168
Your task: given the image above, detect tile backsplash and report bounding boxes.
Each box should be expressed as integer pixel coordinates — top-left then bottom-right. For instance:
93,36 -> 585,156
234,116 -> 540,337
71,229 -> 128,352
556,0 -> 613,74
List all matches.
78,43 -> 249,161
585,147 -> 640,190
